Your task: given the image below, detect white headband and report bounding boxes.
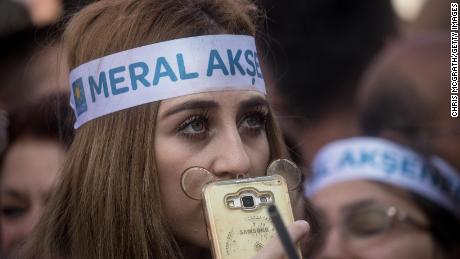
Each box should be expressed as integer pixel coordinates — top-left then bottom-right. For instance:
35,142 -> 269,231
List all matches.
305,137 -> 460,217
69,35 -> 266,128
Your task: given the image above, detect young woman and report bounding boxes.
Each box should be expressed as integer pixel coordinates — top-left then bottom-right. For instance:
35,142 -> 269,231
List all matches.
306,137 -> 460,259
0,93 -> 73,258
18,0 -> 309,258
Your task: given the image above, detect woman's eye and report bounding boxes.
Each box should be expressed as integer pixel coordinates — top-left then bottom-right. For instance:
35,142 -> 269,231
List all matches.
245,116 -> 259,127
177,114 -> 209,140
185,120 -> 206,133
239,112 -> 267,134
1,206 -> 26,220
347,208 -> 389,237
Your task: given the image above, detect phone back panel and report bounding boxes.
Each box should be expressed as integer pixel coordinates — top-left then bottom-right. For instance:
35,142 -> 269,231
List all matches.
202,175 -> 295,259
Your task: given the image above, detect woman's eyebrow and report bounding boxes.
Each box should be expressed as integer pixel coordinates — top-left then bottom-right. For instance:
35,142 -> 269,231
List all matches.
1,189 -> 27,201
238,96 -> 269,110
161,100 -> 218,119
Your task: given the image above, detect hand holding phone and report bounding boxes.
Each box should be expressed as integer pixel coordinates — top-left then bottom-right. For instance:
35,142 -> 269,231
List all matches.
202,174 -> 299,259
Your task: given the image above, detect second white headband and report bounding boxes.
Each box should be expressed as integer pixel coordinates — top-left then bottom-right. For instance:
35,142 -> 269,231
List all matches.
69,34 -> 266,128
305,137 -> 460,217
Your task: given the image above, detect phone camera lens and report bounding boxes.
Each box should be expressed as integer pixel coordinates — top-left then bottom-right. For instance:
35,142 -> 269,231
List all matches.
241,196 -> 255,208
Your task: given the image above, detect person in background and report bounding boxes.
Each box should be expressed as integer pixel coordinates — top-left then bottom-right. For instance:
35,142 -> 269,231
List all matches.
357,33 -> 459,173
0,93 -> 74,258
305,137 -> 460,259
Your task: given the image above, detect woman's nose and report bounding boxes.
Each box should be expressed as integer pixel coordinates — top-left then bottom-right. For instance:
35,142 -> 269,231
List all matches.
210,127 -> 251,179
22,205 -> 43,236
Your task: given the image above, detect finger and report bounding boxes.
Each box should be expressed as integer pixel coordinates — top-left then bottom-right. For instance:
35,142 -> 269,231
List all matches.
253,220 -> 310,259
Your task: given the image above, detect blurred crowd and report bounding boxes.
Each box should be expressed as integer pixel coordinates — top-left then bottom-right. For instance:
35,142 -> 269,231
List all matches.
0,0 -> 457,258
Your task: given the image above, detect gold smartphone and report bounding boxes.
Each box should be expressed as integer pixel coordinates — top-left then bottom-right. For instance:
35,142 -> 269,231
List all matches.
202,174 -> 298,259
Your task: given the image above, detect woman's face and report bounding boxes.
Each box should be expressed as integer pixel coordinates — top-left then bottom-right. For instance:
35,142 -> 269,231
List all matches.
154,90 -> 271,247
0,138 -> 64,256
312,180 -> 440,259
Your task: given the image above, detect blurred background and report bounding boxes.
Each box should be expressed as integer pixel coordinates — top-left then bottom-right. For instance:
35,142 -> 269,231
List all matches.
0,0 -> 456,258
1,0 -> 89,257
257,1 -> 457,258
260,0 -> 453,168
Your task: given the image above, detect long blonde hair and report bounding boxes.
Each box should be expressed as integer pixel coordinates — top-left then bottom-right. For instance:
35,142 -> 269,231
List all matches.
20,0 -> 288,258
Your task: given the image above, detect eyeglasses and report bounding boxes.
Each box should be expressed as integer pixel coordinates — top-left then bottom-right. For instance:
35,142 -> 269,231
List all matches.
345,204 -> 428,237
320,203 -> 430,248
